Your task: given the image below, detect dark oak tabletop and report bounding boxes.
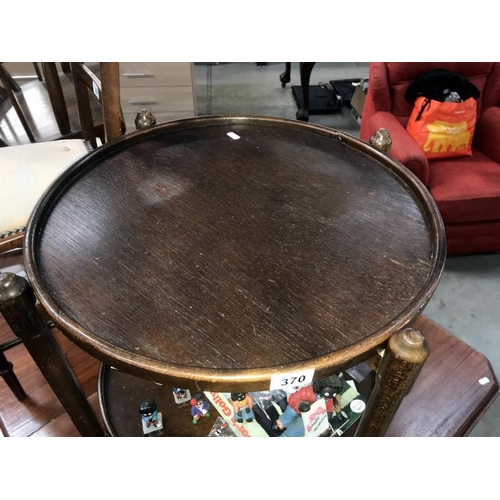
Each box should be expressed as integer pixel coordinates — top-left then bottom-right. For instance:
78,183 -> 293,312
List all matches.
24,116 -> 446,391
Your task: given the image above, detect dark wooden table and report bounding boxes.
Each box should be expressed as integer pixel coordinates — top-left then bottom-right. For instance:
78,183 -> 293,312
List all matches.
386,316 -> 498,437
21,115 -> 448,436
98,315 -> 499,437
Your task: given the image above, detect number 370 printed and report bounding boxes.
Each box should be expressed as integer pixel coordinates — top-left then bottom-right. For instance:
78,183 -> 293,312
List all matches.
270,368 -> 315,393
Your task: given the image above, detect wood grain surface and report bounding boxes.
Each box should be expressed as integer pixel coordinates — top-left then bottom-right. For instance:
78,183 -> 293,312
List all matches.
386,316 -> 499,437
24,116 -> 445,391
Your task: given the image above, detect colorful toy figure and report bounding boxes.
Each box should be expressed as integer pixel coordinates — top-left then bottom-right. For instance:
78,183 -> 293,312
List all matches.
190,393 -> 211,424
230,392 -> 255,423
250,390 -> 288,436
172,387 -> 191,406
273,375 -> 344,437
138,398 -> 163,435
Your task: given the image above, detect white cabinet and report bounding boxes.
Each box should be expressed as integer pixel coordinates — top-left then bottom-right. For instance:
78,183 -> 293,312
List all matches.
119,62 -> 197,131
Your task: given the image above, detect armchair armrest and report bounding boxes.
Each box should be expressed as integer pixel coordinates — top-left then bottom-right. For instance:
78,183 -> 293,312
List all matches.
366,112 -> 430,187
474,106 -> 500,164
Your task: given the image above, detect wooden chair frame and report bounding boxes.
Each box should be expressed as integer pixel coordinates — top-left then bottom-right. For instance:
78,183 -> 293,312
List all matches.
1,62 -> 125,253
71,62 -> 124,148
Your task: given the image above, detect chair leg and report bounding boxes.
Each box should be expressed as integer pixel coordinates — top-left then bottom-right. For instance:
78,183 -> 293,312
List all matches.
296,62 -> 316,122
280,62 -> 291,88
0,272 -> 105,437
0,351 -> 26,401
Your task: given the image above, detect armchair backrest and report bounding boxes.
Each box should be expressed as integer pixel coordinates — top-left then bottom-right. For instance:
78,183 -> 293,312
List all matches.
361,62 -> 500,135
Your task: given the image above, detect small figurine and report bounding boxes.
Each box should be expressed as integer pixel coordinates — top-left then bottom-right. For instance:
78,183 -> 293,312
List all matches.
172,387 -> 191,406
208,416 -> 237,437
230,392 -> 255,423
190,393 -> 211,424
138,398 -> 163,435
250,390 -> 288,436
273,375 -> 344,437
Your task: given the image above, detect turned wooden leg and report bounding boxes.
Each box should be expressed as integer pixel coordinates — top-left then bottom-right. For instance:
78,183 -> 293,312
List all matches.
280,62 -> 291,88
355,327 -> 429,437
0,350 -> 26,401
296,62 -> 316,122
0,272 -> 104,437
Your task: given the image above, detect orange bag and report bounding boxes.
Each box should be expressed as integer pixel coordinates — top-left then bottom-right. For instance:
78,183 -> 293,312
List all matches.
406,96 -> 477,159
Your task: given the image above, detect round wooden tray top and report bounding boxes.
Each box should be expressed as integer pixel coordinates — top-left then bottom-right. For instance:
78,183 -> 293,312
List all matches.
24,116 -> 445,391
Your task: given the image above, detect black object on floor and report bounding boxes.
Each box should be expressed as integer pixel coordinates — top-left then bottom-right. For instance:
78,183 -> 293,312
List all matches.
329,79 -> 362,108
292,84 -> 341,114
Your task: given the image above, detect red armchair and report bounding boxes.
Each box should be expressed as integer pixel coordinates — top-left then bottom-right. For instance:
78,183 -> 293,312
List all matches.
360,62 -> 500,255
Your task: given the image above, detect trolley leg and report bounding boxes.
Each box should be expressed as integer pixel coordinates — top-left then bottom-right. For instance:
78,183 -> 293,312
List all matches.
0,272 -> 104,437
355,327 -> 429,437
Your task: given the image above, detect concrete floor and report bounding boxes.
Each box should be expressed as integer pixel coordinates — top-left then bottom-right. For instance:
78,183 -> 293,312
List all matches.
193,62 -> 500,437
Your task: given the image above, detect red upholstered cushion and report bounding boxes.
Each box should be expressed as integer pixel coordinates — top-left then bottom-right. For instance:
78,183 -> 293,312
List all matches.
429,149 -> 500,224
445,219 -> 500,255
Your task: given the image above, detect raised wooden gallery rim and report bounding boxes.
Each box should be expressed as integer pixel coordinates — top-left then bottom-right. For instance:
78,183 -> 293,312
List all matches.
24,115 -> 446,391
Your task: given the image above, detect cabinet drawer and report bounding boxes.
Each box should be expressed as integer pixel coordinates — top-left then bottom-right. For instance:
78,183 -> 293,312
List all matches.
121,86 -> 195,114
119,63 -> 193,87
123,111 -> 197,132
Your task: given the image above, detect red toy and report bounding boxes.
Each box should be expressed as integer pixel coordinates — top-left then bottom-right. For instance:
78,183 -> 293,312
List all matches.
190,393 -> 211,424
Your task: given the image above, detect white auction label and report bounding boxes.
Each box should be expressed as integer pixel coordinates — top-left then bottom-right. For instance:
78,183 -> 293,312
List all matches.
270,368 -> 315,393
